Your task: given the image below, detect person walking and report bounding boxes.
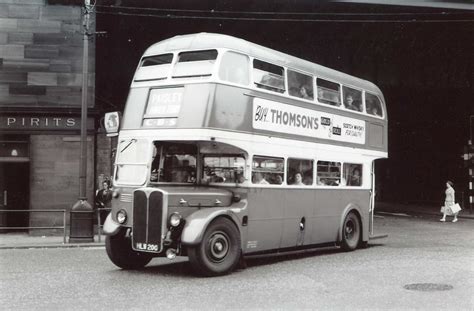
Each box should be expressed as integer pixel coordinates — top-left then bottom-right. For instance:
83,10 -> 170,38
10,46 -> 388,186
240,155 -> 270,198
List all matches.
440,180 -> 459,223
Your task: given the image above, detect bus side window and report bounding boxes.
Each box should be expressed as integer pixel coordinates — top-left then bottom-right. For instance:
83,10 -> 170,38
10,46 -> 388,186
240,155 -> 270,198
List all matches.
342,86 -> 363,112
218,51 -> 250,85
343,163 -> 362,187
365,92 -> 383,117
287,158 -> 313,185
252,155 -> 284,185
316,161 -> 341,186
253,59 -> 285,93
288,70 -> 314,101
316,78 -> 341,106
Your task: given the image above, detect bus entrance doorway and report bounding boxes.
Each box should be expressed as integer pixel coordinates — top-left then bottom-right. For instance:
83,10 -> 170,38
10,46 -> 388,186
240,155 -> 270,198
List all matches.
0,162 -> 30,232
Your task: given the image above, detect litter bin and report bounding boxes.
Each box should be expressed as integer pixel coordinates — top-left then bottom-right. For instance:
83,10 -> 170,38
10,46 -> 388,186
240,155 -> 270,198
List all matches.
69,199 -> 94,243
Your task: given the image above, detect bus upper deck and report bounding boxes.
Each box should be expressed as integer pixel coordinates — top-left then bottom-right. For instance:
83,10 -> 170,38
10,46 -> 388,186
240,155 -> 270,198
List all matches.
120,33 -> 387,154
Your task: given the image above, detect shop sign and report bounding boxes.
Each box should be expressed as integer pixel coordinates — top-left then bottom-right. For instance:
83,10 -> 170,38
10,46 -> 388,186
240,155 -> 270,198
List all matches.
0,116 -> 94,131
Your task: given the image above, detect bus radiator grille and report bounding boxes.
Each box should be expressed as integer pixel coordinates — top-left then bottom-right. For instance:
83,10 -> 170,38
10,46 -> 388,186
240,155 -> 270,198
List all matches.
132,190 -> 163,253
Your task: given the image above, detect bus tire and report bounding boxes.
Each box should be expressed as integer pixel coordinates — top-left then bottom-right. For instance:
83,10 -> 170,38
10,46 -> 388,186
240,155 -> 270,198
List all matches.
341,212 -> 361,252
106,229 -> 152,269
188,217 -> 241,276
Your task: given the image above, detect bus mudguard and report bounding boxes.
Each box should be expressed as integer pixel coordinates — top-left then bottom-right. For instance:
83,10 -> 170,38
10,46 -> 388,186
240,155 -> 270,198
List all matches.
181,207 -> 243,246
103,213 -> 121,236
338,203 -> 368,243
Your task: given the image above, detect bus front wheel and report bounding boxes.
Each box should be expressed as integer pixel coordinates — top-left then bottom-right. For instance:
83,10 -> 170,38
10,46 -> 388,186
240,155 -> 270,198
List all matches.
341,212 -> 361,251
106,229 -> 152,269
188,217 -> 241,276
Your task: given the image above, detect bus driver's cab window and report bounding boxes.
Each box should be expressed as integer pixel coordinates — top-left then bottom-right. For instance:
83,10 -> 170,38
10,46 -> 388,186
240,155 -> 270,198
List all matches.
150,142 -> 197,183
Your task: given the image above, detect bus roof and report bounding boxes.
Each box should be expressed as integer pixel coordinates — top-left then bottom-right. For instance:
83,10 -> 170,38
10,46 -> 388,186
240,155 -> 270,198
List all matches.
143,33 -> 382,94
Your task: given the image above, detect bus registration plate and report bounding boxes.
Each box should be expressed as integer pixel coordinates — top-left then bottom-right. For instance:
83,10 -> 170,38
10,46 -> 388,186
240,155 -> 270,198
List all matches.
135,242 -> 159,252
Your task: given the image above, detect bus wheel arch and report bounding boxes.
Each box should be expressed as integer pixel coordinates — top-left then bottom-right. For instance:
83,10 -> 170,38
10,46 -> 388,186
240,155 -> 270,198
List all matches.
187,216 -> 242,276
340,209 -> 362,251
105,228 -> 153,269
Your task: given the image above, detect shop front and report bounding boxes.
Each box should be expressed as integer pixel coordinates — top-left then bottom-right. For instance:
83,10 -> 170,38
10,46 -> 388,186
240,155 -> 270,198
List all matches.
0,114 -> 98,234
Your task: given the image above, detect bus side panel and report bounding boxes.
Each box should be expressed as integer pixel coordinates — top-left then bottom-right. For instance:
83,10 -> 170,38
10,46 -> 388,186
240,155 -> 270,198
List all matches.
310,189 -> 370,244
280,189 -> 317,248
208,84 -> 251,131
245,188 -> 285,253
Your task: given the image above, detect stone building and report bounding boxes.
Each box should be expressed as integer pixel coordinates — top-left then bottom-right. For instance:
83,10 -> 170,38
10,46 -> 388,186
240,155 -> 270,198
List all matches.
0,0 -> 110,233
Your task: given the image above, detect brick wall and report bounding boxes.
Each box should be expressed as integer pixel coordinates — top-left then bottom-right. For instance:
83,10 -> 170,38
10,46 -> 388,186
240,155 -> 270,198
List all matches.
0,0 -> 94,108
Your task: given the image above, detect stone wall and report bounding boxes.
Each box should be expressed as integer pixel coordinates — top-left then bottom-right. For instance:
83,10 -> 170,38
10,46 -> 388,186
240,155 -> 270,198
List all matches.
29,134 -> 95,229
0,0 -> 94,108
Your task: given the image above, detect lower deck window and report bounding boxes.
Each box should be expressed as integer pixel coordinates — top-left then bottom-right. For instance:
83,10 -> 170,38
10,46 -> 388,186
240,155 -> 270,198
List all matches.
317,161 -> 341,186
252,156 -> 284,185
343,163 -> 362,186
203,156 -> 246,183
287,158 -> 313,185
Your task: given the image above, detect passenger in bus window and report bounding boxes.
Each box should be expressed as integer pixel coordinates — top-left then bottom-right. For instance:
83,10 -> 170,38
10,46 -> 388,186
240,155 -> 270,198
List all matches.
275,175 -> 283,185
348,167 -> 362,186
292,172 -> 304,185
344,95 -> 361,111
253,172 -> 269,184
299,85 -> 313,100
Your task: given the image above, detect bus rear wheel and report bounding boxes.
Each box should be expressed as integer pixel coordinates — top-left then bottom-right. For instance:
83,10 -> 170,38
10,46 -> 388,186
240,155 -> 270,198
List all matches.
106,229 -> 152,269
188,218 -> 241,276
341,212 -> 361,251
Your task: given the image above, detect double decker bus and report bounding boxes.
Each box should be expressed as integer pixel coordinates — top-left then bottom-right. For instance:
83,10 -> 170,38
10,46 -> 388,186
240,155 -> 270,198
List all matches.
103,33 -> 387,276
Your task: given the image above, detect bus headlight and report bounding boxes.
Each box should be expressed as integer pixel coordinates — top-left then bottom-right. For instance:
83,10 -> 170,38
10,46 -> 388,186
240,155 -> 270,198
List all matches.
117,209 -> 127,224
169,212 -> 182,227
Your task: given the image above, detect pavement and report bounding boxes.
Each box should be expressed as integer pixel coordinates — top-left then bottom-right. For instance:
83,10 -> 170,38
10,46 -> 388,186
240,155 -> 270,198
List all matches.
0,202 -> 472,250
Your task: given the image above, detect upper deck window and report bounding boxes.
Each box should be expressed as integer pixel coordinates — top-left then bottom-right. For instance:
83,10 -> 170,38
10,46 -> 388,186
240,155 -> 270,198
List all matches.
365,92 -> 384,117
288,70 -> 314,101
253,59 -> 285,93
172,49 -> 218,78
135,53 -> 173,82
317,78 -> 341,107
342,86 -> 363,112
218,51 -> 250,85
141,54 -> 173,67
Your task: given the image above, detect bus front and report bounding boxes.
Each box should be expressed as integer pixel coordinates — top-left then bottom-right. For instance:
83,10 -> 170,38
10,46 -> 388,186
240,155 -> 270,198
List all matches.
103,39 -> 249,276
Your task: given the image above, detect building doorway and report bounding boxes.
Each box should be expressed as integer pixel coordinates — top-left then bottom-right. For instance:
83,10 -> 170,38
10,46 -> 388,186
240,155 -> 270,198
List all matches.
0,159 -> 30,232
